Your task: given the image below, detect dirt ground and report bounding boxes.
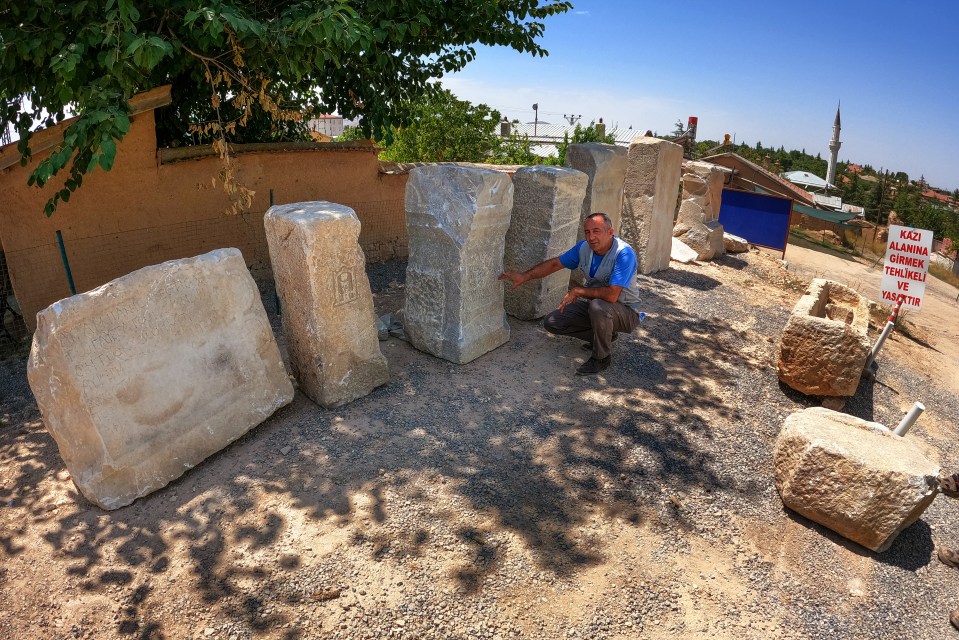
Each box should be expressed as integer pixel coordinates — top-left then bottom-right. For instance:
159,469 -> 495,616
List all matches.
2,241 -> 959,640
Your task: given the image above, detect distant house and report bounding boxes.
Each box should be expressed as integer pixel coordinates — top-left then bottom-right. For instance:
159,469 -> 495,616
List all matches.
782,170 -> 830,194
307,114 -> 345,138
921,188 -> 956,209
500,119 -> 639,158
700,152 -> 860,233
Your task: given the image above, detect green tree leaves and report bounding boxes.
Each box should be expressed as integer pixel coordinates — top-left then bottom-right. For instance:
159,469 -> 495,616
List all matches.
1,0 -> 572,215
379,86 -> 502,163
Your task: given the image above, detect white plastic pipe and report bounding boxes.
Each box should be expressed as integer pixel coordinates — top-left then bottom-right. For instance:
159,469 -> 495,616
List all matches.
864,320 -> 895,370
893,402 -> 925,437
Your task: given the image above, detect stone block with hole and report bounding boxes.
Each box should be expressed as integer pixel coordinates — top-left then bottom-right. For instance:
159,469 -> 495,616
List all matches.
778,279 -> 871,396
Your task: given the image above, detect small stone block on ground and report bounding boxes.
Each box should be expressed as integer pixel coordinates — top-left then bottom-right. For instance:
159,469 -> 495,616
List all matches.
504,166 -> 587,320
27,249 -> 294,510
774,407 -> 939,552
404,165 -> 513,364
265,202 -> 389,408
778,279 -> 872,396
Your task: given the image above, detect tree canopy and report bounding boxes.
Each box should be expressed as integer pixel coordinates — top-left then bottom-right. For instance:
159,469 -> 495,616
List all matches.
0,0 -> 571,214
378,86 -> 501,163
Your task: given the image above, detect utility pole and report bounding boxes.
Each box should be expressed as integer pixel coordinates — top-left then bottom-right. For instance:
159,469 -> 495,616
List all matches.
563,114 -> 581,125
532,103 -> 539,137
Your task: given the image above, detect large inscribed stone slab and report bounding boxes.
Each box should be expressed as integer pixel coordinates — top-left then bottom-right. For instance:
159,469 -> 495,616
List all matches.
620,137 -> 683,274
265,202 -> 389,408
404,165 -> 513,364
27,249 -> 294,510
504,166 -> 587,320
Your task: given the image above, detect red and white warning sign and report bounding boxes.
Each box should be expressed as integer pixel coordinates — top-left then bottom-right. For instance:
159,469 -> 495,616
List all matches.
880,224 -> 933,310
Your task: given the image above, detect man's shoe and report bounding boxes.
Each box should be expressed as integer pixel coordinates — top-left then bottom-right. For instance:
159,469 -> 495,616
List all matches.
580,333 -> 619,352
576,356 -> 611,376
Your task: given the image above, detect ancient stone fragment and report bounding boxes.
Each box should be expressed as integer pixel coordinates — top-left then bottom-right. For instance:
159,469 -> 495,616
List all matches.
620,137 -> 683,274
778,279 -> 871,396
504,166 -> 587,320
670,237 -> 699,263
673,160 -> 730,261
565,143 -> 628,239
404,165 -> 513,364
673,221 -> 725,261
265,202 -> 389,408
679,160 -> 731,224
723,232 -> 749,253
27,249 -> 294,510
774,407 -> 939,553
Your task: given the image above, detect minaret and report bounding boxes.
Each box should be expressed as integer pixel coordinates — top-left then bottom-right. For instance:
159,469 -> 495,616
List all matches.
826,104 -> 841,189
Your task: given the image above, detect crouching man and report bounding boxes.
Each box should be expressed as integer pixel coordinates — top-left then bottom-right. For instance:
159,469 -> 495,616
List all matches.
499,212 -> 643,376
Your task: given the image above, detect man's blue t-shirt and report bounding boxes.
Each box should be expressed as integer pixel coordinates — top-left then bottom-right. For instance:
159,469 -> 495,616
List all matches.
558,240 -> 637,287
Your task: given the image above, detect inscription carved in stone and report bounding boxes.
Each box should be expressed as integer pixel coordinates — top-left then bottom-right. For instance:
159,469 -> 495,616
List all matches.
265,202 -> 389,407
404,165 -> 513,364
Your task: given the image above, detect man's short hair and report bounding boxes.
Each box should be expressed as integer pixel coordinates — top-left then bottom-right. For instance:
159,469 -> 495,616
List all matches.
585,212 -> 613,230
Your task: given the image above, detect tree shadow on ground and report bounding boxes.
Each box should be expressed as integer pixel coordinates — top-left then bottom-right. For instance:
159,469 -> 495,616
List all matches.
0,257 -> 831,636
782,507 -> 933,572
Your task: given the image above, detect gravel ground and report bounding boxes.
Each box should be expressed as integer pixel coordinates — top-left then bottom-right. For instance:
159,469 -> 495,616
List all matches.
2,248 -> 959,639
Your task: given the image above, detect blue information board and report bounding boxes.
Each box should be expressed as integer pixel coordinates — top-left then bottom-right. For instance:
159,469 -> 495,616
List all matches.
718,189 -> 792,252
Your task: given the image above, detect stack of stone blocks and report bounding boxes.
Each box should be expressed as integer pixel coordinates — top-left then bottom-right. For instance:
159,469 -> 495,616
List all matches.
673,160 -> 733,260
778,278 -> 872,397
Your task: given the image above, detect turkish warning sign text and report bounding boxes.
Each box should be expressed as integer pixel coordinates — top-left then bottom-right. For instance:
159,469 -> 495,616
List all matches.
880,225 -> 933,310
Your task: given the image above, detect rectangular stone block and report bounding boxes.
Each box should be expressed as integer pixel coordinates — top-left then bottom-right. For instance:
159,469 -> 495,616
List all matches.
778,279 -> 871,396
775,407 -> 939,552
620,137 -> 683,274
565,143 -> 628,240
404,165 -> 513,364
265,202 -> 389,408
504,166 -> 588,320
27,249 -> 294,510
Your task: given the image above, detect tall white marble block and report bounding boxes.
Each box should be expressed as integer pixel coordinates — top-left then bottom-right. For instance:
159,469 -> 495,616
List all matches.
27,249 -> 294,510
504,166 -> 587,320
404,165 -> 513,364
265,202 -> 389,408
621,137 -> 683,274
565,142 -> 628,239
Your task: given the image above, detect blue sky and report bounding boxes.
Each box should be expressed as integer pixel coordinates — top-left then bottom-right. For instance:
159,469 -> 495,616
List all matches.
444,1 -> 959,191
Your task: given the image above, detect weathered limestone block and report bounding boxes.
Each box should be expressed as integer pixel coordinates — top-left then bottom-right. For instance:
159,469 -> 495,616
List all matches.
27,249 -> 294,510
670,237 -> 699,263
504,166 -> 587,320
676,197 -> 707,227
404,165 -> 513,364
778,279 -> 872,396
724,232 -> 749,253
681,160 -> 731,223
265,202 -> 389,408
621,137 -> 683,274
565,143 -> 628,240
774,407 -> 939,552
673,220 -> 726,261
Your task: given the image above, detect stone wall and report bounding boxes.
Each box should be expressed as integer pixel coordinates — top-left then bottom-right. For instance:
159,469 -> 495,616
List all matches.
0,109 -> 408,330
